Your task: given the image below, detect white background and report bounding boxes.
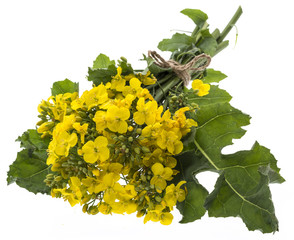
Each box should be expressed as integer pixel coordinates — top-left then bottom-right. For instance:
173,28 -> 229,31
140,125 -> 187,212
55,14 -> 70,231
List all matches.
0,0 -> 293,239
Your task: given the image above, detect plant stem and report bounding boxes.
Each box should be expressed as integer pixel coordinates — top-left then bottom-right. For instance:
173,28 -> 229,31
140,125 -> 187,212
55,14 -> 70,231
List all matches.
154,77 -> 181,102
146,74 -> 173,90
218,6 -> 243,43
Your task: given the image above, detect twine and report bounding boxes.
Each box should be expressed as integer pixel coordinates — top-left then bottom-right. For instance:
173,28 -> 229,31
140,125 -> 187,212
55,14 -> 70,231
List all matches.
148,50 -> 211,86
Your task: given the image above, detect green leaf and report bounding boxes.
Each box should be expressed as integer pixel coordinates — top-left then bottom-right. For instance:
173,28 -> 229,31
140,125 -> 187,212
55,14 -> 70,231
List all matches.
186,85 -> 284,232
93,53 -> 115,69
187,85 -> 232,107
203,69 -> 227,83
118,60 -> 134,75
197,29 -> 218,56
7,149 -> 51,194
87,64 -> 117,86
181,9 -> 208,29
51,79 -> 79,96
16,129 -> 50,151
204,143 -> 284,233
181,127 -> 196,153
158,33 -> 193,52
177,180 -> 208,223
7,129 -> 52,194
175,151 -> 212,223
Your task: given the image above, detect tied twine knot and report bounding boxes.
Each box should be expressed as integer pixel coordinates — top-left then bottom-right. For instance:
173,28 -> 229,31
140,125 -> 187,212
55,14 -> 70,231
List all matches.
148,51 -> 211,86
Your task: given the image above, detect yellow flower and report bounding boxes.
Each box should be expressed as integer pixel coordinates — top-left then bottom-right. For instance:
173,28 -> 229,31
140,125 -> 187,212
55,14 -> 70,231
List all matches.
113,94 -> 135,109
98,202 -> 111,215
191,79 -> 210,96
93,110 -> 107,132
71,97 -> 85,110
52,187 -> 80,207
136,88 -> 154,100
141,122 -> 162,138
37,121 -> 54,134
82,136 -> 110,163
122,78 -> 142,96
150,163 -> 173,193
106,105 -> 130,133
117,184 -> 137,201
69,176 -> 83,200
143,204 -> 173,225
111,67 -> 126,91
138,71 -> 157,85
111,200 -> 137,214
143,148 -> 163,167
61,114 -> 76,131
84,84 -> 108,110
160,109 -> 174,128
164,181 -> 186,208
82,177 -> 106,194
156,130 -> 183,155
53,131 -> 78,157
133,98 -> 158,125
73,122 -> 88,144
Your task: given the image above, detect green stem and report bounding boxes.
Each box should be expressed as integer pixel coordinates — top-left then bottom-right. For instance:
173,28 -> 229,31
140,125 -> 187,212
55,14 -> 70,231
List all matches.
213,40 -> 229,57
145,73 -> 173,90
154,78 -> 181,102
218,6 -> 243,43
191,26 -> 199,38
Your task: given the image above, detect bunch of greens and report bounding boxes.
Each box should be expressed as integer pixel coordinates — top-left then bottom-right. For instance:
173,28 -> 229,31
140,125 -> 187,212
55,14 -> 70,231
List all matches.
7,6 -> 283,233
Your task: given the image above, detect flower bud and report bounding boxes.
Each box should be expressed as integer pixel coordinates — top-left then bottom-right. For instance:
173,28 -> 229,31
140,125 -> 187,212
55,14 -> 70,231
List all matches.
134,148 -> 140,155
141,146 -> 150,153
82,204 -> 88,213
140,175 -> 146,182
120,56 -> 127,62
136,128 -> 142,134
118,135 -> 125,141
46,174 -> 54,179
54,176 -> 63,182
155,196 -> 162,202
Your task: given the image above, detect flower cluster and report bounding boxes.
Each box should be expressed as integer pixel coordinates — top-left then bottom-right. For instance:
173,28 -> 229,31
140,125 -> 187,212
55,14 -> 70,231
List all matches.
38,67 -> 204,225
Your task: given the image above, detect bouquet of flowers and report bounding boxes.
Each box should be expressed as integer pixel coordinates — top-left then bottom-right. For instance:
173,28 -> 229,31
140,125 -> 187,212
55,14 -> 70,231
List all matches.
7,6 -> 284,233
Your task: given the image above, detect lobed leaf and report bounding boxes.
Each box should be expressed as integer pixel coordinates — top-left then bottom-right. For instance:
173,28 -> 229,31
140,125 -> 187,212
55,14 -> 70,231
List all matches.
175,151 -> 212,223
93,53 -> 115,69
51,79 -> 79,96
204,143 -> 284,233
183,84 -> 284,232
7,129 -> 52,194
87,64 -> 117,86
158,33 -> 193,52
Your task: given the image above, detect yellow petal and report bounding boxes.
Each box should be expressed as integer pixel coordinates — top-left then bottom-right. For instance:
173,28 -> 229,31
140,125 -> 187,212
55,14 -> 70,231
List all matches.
116,120 -> 128,134
160,212 -> 173,225
84,152 -> 98,164
98,147 -> 110,162
94,136 -> 108,147
118,107 -> 130,120
173,141 -> 183,155
191,79 -> 203,90
162,167 -> 173,180
133,111 -> 145,125
68,133 -> 78,147
70,177 -> 81,187
130,78 -> 141,89
151,163 -> 164,176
